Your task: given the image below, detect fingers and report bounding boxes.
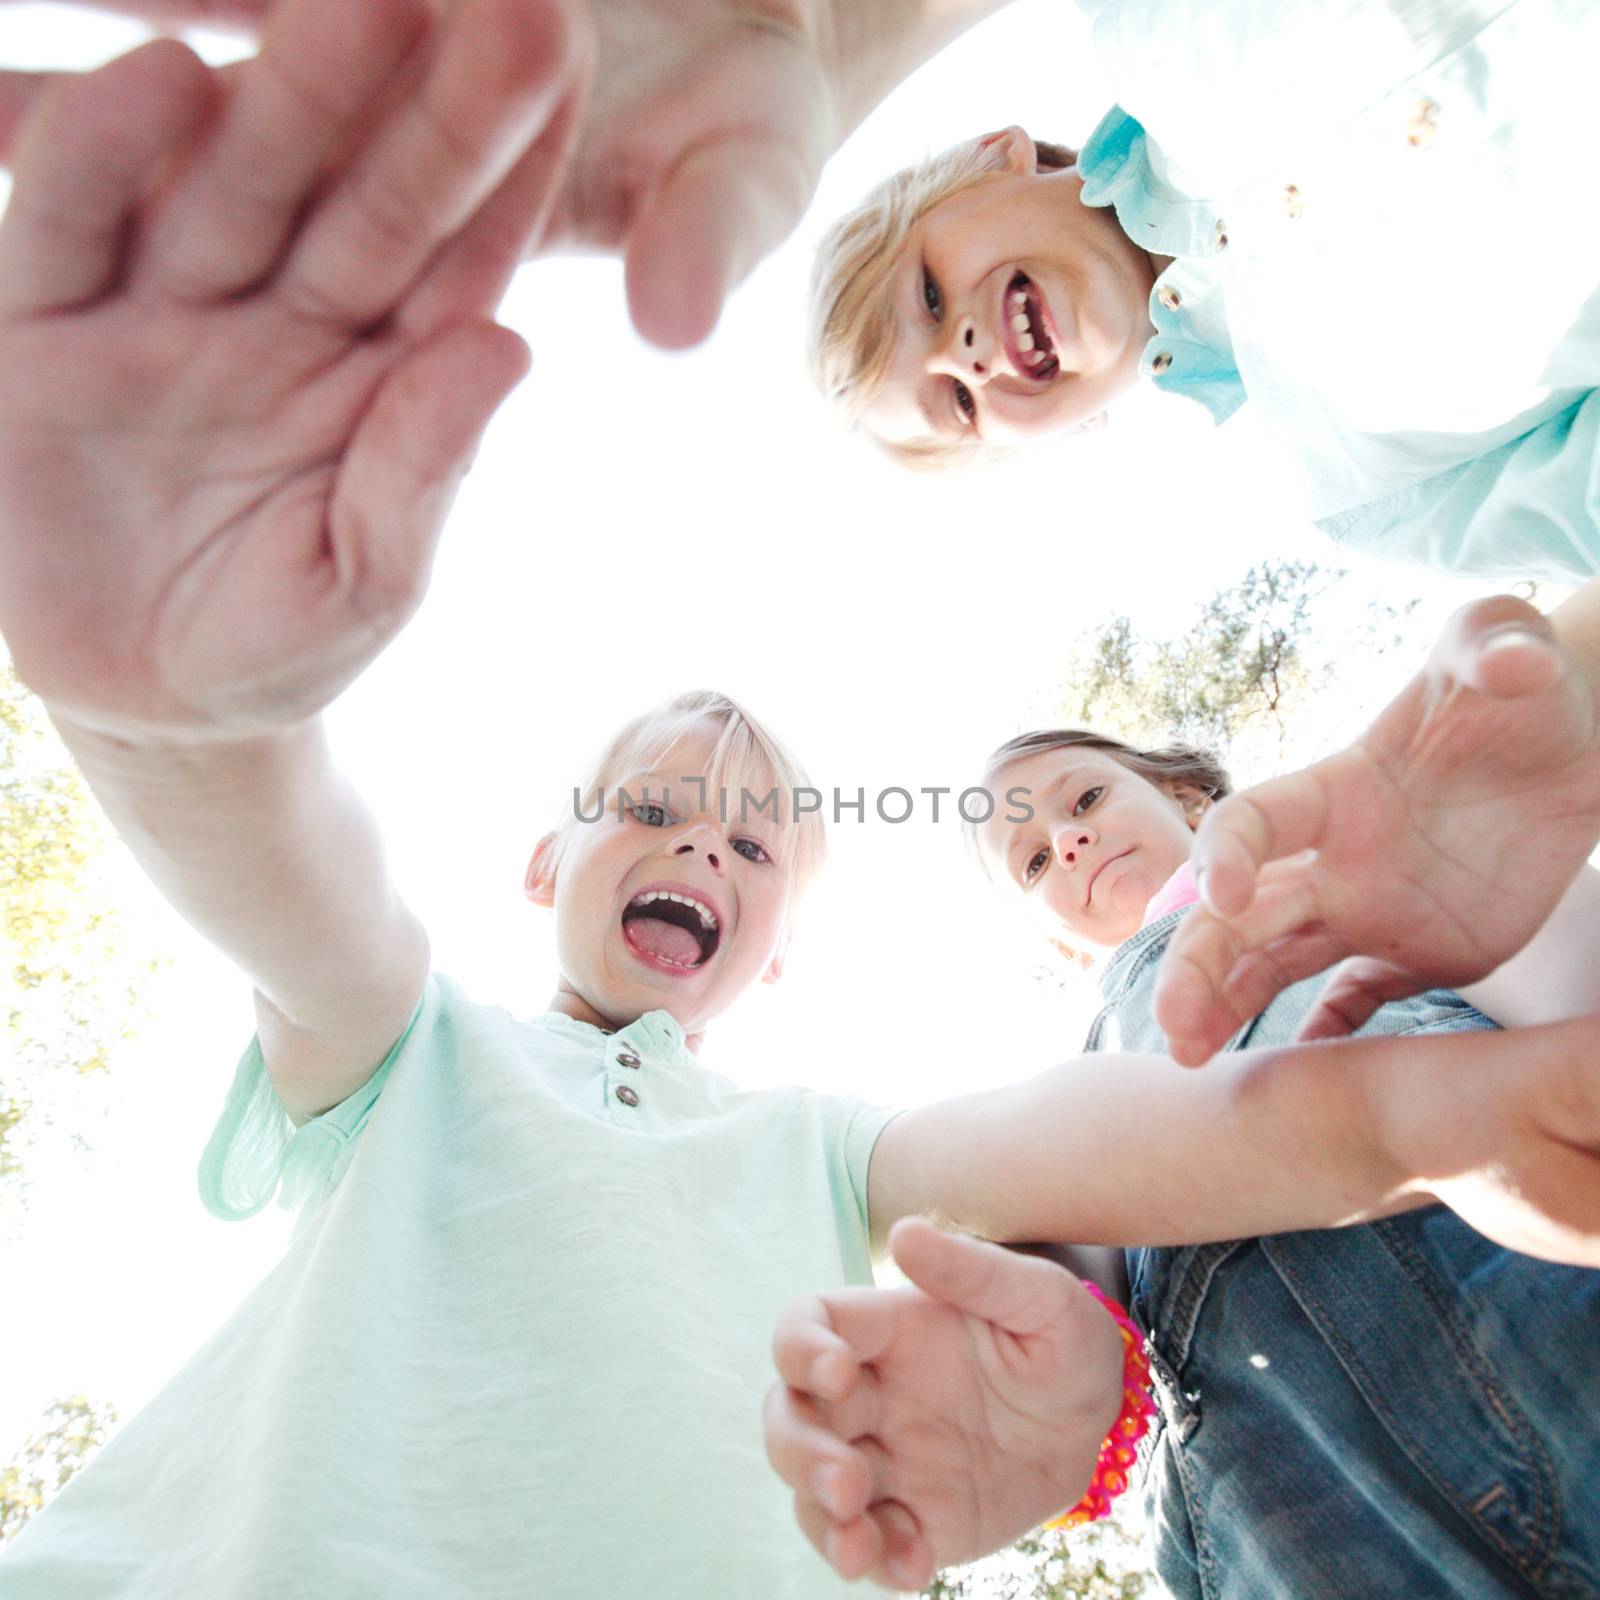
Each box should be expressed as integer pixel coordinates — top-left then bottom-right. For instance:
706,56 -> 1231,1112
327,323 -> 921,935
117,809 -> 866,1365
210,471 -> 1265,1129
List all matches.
144,0 -> 432,300
0,40 -> 217,314
44,0 -> 273,26
763,1380 -> 888,1515
0,68 -> 52,170
1155,867 -> 1332,1064
331,317 -> 530,628
401,28 -> 588,335
1191,768 -> 1331,919
1431,594 -> 1561,700
1296,957 -> 1419,1042
277,0 -> 585,328
793,1486 -> 932,1590
889,1217 -> 1078,1337
625,132 -> 814,349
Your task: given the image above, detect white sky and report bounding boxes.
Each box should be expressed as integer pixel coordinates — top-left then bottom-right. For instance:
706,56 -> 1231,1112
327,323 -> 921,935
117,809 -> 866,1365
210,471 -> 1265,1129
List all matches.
0,1 -> 1502,1453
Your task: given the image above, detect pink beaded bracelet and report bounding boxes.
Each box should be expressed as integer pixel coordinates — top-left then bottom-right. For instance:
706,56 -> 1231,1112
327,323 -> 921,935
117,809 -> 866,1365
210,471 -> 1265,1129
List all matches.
1043,1281 -> 1156,1530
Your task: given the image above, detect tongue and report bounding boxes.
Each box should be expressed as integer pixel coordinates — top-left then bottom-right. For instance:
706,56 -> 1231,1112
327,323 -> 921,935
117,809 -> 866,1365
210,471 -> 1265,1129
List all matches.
625,915 -> 702,966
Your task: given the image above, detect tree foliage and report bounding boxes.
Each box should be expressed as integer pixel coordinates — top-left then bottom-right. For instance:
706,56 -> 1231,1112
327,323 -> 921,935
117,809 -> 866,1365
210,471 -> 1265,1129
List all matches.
925,1504 -> 1157,1599
0,1394 -> 118,1546
0,665 -> 161,1220
1050,560 -> 1426,789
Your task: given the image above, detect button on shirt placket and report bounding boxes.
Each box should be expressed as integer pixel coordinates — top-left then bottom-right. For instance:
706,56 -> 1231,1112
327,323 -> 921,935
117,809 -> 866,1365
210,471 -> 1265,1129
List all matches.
613,1044 -> 643,1109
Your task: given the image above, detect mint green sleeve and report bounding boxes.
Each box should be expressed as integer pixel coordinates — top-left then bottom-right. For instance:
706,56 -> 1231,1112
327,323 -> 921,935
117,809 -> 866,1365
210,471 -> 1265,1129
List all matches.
828,1100 -> 903,1279
1317,392 -> 1600,586
197,985 -> 430,1221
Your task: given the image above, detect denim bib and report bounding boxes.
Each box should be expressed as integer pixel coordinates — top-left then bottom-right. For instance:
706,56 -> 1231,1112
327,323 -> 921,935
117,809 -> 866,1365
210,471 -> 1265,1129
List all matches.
1090,912 -> 1600,1599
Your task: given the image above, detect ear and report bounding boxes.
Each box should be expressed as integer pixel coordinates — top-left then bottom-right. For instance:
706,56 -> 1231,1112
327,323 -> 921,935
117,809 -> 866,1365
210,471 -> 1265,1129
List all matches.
524,833 -> 558,907
976,126 -> 1037,178
1170,783 -> 1214,831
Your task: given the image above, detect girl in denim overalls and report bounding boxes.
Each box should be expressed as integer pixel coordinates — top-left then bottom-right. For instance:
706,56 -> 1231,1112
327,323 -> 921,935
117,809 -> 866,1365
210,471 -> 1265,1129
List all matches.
982,727 -> 1600,1600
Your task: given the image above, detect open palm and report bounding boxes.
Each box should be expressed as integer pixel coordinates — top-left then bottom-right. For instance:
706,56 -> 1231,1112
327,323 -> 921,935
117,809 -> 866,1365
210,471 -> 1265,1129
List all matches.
0,0 -> 584,740
1156,596 -> 1600,1062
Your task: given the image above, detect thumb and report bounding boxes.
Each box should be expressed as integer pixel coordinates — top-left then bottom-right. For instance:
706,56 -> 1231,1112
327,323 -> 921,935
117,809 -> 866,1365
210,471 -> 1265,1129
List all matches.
333,319 -> 531,623
890,1218 -> 1079,1338
624,133 -> 814,349
1434,594 -> 1561,699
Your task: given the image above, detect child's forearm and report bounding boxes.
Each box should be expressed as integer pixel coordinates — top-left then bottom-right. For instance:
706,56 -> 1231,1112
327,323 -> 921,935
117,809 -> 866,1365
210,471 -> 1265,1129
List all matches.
1459,864 -> 1600,1028
872,1038 -> 1423,1249
55,714 -> 427,1058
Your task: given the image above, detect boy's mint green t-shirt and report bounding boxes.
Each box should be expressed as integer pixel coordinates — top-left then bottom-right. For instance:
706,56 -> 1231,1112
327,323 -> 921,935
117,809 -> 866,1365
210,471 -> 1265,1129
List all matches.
2,976 -> 900,1599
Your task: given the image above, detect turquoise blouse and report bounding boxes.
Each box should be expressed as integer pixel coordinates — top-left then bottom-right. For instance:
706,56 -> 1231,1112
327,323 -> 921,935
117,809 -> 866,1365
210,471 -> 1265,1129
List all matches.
1075,76 -> 1600,588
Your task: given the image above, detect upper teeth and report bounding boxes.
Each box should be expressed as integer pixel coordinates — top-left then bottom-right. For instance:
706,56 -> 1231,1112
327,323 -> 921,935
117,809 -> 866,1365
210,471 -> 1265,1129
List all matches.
632,889 -> 718,929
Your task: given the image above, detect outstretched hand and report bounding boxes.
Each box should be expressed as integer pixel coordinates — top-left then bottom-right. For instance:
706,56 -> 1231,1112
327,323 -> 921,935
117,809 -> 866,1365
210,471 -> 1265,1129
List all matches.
763,1218 -> 1123,1592
1154,596 -> 1600,1065
0,0 -> 586,742
1,0 -> 859,349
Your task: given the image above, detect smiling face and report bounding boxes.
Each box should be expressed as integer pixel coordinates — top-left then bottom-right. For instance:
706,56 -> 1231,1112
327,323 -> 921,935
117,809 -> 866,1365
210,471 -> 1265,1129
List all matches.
976,746 -> 1207,951
862,129 -> 1159,454
526,728 -> 797,1043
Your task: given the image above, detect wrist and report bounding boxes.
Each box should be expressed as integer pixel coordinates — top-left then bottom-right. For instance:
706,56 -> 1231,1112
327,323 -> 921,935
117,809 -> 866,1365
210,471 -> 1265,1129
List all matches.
1046,1283 -> 1154,1529
1351,1036 -> 1446,1212
814,0 -> 1014,141
49,713 -> 329,834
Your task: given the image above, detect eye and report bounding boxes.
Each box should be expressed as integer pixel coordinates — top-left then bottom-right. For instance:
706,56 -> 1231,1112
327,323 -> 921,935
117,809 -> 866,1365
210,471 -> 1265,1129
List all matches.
953,381 -> 976,425
1023,846 -> 1049,883
733,838 -> 772,865
1072,787 -> 1103,817
629,801 -> 672,827
922,264 -> 942,322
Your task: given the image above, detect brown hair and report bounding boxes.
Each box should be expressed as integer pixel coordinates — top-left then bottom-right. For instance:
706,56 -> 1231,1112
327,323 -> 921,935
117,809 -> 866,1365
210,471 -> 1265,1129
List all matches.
968,728 -> 1232,968
981,729 -> 1232,804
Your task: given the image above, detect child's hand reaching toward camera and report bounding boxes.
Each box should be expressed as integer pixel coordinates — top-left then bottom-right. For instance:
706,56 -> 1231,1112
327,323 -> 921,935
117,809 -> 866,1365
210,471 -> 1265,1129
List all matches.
1155,593 -> 1600,1064
763,1218 -> 1124,1592
0,0 -> 585,744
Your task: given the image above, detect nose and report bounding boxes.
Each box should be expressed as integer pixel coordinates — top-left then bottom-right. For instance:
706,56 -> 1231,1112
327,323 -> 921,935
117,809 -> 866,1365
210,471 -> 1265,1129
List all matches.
1051,820 -> 1095,869
928,311 -> 995,383
672,825 -> 724,873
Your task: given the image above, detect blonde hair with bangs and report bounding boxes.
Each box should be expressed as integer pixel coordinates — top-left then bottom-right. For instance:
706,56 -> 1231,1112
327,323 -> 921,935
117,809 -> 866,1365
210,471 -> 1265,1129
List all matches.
809,133 -> 1077,473
547,690 -> 827,899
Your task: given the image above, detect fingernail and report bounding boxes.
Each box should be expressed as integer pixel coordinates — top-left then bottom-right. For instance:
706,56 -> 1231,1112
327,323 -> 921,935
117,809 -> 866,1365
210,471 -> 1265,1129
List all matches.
888,1554 -> 920,1588
1481,627 -> 1543,656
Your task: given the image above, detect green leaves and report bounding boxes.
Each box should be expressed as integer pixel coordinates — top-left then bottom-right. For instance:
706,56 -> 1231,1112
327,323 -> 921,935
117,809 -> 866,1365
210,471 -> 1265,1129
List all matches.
0,666 -> 162,1219
0,1394 -> 118,1547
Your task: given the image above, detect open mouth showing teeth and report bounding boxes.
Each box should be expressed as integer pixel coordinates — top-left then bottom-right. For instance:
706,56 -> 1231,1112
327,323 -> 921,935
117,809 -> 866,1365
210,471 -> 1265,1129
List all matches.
621,889 -> 721,970
1007,272 -> 1059,381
